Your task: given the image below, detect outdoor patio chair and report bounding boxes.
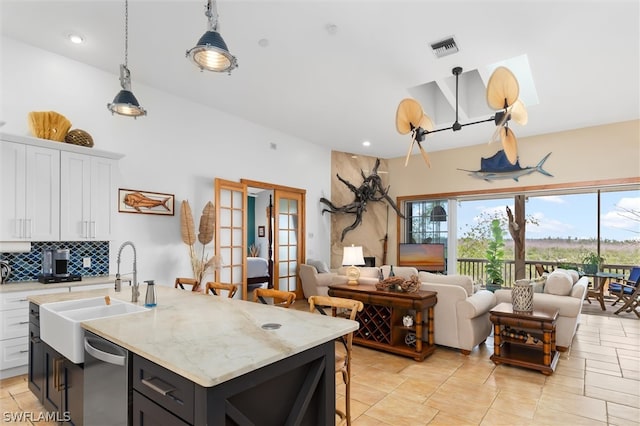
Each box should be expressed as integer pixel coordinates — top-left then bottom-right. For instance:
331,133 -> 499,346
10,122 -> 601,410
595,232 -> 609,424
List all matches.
610,272 -> 640,318
609,267 -> 640,307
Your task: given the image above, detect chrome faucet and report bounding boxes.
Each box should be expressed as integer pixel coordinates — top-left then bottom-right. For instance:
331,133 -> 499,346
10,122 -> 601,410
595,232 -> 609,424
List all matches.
115,241 -> 139,303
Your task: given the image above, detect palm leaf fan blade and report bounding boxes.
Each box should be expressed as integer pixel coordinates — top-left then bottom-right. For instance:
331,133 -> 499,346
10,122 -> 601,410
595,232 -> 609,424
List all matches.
486,67 -> 520,110
417,141 -> 431,168
395,98 -> 424,134
500,127 -> 518,164
180,200 -> 196,246
198,201 -> 216,245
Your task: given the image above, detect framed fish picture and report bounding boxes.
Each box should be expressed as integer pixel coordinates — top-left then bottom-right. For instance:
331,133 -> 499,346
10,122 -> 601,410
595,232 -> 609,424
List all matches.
118,189 -> 175,216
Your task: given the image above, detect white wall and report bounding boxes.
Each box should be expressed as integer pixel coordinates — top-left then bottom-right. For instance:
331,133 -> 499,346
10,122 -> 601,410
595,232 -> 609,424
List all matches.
1,37 -> 332,287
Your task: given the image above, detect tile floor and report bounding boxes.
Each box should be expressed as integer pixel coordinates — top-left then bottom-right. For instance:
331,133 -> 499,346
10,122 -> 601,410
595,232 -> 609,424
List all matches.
1,309 -> 638,425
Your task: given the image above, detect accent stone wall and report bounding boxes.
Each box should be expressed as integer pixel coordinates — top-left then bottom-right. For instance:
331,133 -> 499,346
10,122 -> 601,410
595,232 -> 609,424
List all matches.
327,152 -> 395,269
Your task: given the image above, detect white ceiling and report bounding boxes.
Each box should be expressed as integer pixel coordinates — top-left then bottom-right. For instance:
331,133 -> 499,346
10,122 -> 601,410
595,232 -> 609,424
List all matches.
2,0 -> 639,159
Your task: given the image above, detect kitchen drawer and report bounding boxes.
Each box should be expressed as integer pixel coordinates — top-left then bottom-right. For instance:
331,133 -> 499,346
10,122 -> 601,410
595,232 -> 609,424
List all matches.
0,336 -> 28,369
133,391 -> 190,426
133,355 -> 195,425
0,287 -> 69,311
0,308 -> 29,340
0,291 -> 31,311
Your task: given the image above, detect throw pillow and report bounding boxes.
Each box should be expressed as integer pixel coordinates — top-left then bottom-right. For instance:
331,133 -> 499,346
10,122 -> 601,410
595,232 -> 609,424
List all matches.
418,271 -> 474,296
544,271 -> 573,296
307,259 -> 330,274
555,268 -> 579,284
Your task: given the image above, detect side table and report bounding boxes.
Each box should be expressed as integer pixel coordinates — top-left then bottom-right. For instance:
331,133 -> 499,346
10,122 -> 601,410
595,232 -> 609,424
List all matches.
328,283 -> 437,361
489,302 -> 559,375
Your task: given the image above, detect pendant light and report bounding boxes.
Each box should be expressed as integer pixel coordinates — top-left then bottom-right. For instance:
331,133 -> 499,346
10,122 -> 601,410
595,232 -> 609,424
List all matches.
107,0 -> 147,118
186,0 -> 238,74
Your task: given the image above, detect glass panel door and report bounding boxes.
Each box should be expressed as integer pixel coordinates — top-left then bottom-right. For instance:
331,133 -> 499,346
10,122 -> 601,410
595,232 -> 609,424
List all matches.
274,190 -> 304,298
215,179 -> 247,299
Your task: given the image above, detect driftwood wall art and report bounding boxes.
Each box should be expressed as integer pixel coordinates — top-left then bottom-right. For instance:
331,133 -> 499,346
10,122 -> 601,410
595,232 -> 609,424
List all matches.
320,158 -> 404,241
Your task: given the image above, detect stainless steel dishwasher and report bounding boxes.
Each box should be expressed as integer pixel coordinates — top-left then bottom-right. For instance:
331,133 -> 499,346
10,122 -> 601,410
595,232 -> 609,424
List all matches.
83,331 -> 131,426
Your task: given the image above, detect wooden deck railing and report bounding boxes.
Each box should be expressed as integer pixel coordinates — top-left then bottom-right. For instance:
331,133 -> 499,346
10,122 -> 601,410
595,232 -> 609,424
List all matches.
455,258 -> 634,288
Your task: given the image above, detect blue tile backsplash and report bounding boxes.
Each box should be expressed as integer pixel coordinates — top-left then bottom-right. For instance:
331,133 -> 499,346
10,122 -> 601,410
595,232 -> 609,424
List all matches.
1,241 -> 110,282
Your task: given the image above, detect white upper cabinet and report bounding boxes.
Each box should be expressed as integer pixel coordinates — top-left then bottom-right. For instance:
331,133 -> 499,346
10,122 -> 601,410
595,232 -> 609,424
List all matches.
60,152 -> 115,240
0,133 -> 123,242
0,141 -> 60,241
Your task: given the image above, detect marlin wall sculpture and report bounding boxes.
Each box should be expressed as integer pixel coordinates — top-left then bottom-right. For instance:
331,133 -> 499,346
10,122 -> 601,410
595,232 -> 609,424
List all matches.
459,150 -> 553,182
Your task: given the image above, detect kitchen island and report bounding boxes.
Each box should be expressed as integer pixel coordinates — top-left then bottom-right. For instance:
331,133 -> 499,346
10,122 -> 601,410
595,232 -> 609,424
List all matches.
29,285 -> 357,425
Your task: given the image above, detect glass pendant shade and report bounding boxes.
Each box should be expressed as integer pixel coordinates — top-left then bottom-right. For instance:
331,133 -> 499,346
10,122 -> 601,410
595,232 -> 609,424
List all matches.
108,90 -> 146,117
186,30 -> 237,73
107,64 -> 147,117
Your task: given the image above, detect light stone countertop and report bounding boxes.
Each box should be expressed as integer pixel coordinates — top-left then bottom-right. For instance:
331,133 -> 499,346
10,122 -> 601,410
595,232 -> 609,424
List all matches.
0,275 -> 117,292
29,286 -> 358,388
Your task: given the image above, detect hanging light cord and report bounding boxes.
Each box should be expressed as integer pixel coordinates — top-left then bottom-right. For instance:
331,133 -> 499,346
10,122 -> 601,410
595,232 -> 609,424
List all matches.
124,0 -> 129,67
205,0 -> 219,31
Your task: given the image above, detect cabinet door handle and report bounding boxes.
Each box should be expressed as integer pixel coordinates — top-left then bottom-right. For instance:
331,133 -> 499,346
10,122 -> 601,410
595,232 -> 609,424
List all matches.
140,377 -> 183,405
16,219 -> 23,238
18,321 -> 29,325
54,357 -> 65,391
25,218 -> 32,239
19,349 -> 29,354
90,221 -> 96,238
83,221 -> 88,238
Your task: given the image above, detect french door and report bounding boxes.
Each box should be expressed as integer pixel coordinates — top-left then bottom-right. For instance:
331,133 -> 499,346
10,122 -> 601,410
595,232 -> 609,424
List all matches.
273,189 -> 305,297
214,179 -> 247,298
216,179 -> 306,300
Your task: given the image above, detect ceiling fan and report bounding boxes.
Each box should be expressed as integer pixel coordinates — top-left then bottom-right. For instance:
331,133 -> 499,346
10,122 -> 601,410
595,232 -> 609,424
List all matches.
396,66 -> 528,167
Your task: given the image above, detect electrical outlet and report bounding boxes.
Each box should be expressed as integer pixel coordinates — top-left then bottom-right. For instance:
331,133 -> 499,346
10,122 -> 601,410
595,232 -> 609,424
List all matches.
83,257 -> 92,268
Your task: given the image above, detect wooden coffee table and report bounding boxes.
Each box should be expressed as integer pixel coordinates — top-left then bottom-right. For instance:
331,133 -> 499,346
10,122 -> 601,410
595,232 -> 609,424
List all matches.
489,302 -> 559,375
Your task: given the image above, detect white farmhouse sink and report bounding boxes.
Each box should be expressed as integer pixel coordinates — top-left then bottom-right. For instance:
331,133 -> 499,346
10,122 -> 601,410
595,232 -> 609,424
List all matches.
40,297 -> 149,363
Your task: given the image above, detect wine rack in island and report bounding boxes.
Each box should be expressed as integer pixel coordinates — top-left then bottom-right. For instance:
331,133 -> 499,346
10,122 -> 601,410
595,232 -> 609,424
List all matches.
328,283 -> 437,361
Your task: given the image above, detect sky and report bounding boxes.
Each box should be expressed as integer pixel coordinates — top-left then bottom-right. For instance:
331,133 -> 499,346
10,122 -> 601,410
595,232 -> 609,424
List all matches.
457,190 -> 640,242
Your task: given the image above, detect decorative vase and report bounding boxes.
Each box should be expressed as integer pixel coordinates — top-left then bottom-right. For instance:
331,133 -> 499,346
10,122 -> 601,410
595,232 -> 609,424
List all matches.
512,279 -> 534,312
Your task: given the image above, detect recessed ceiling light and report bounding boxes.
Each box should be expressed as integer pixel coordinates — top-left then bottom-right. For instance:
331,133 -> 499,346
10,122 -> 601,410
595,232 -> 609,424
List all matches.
68,34 -> 84,44
258,38 -> 269,47
362,140 -> 371,147
325,24 -> 338,35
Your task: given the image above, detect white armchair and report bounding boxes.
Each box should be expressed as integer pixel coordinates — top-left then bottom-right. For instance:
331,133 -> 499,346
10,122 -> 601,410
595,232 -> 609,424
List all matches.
419,272 -> 496,354
299,263 -> 337,298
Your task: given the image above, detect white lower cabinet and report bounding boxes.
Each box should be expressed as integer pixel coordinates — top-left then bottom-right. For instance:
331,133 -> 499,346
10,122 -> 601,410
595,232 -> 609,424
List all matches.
0,288 -> 68,379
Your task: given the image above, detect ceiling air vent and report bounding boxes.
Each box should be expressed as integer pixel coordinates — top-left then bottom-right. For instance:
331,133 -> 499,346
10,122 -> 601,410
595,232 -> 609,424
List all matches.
430,37 -> 459,58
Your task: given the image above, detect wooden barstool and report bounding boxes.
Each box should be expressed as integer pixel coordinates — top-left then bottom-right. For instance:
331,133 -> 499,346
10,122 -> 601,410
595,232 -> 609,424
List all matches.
253,288 -> 296,308
205,282 -> 238,298
308,295 -> 363,426
174,278 -> 200,291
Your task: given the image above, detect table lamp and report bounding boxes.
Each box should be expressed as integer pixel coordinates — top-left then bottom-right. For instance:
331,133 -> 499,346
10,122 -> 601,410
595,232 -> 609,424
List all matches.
342,245 -> 365,285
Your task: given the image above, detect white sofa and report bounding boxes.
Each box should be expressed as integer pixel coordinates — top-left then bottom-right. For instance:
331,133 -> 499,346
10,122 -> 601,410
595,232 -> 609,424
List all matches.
299,263 -> 337,297
494,269 -> 588,351
332,266 -> 495,354
418,272 -> 496,354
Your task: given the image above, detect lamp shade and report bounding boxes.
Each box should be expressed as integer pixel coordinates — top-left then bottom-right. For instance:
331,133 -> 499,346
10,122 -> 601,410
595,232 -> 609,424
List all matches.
342,245 -> 365,266
186,30 -> 238,73
430,205 -> 447,222
107,89 -> 147,117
